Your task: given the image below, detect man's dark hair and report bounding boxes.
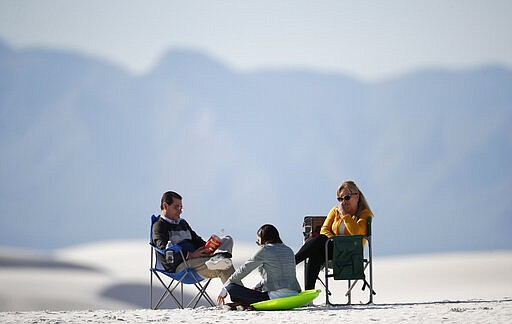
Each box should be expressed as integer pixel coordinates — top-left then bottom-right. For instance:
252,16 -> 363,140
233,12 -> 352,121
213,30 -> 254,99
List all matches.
160,191 -> 182,210
257,224 -> 283,244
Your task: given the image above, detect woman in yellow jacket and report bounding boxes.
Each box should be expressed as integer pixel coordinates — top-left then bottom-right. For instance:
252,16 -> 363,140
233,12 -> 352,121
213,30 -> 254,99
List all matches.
295,180 -> 373,290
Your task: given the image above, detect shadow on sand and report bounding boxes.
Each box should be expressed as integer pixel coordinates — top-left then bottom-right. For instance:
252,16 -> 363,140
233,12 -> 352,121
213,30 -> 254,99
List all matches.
100,282 -> 512,311
0,252 -> 100,272
311,298 -> 512,311
101,282 -> 214,309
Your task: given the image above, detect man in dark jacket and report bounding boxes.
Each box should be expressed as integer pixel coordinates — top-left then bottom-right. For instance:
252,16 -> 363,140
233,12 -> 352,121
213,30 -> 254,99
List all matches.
152,191 -> 234,283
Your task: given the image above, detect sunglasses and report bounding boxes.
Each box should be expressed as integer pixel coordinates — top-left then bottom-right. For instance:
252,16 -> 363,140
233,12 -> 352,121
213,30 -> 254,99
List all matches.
337,193 -> 357,202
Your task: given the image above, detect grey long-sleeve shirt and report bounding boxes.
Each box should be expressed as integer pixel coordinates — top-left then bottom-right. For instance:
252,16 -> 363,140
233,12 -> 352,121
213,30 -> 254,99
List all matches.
225,243 -> 301,293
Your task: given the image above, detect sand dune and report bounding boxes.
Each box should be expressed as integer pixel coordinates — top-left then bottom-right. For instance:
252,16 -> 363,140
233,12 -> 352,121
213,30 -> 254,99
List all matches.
0,241 -> 511,322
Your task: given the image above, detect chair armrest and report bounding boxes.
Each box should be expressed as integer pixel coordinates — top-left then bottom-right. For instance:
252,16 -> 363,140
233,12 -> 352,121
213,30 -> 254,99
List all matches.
150,243 -> 183,255
330,235 -> 365,241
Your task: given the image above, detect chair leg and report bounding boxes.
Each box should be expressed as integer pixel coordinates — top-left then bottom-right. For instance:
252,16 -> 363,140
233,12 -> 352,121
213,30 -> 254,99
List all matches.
368,238 -> 374,304
325,270 -> 330,305
317,276 -> 331,296
324,241 -> 332,306
203,281 -> 215,306
325,237 -> 374,306
155,281 -> 182,309
180,282 -> 184,308
152,271 -> 184,309
347,280 -> 351,304
345,278 -> 359,297
345,263 -> 369,297
188,279 -> 214,308
150,270 -> 153,309
199,279 -> 215,307
153,270 -> 216,309
150,249 -> 153,309
187,271 -> 214,308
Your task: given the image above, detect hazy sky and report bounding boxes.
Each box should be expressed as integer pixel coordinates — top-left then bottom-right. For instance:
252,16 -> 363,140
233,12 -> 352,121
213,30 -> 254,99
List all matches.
1,0 -> 511,81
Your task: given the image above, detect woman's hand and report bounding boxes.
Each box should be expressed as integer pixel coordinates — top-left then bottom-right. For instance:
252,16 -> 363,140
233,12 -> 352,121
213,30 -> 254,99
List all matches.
217,287 -> 228,305
338,204 -> 350,216
217,295 -> 226,305
253,282 -> 264,291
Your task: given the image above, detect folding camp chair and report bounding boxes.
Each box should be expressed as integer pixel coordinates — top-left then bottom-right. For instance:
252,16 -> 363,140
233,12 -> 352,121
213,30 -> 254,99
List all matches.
149,215 -> 215,309
302,215 -> 376,305
324,216 -> 376,305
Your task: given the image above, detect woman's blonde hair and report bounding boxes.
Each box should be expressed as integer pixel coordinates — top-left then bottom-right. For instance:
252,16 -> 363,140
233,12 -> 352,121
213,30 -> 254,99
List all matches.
336,180 -> 372,218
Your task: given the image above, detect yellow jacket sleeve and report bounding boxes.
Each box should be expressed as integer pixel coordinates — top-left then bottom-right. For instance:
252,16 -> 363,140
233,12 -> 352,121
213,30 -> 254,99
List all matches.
320,207 -> 373,238
341,208 -> 372,235
320,207 -> 339,238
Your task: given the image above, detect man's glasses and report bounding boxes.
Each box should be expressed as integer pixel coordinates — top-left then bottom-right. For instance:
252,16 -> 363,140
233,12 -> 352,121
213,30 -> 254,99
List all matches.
337,193 -> 357,202
171,204 -> 183,210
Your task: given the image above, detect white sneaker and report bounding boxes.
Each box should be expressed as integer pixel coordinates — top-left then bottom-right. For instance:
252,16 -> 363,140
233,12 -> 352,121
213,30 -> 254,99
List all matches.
206,254 -> 232,270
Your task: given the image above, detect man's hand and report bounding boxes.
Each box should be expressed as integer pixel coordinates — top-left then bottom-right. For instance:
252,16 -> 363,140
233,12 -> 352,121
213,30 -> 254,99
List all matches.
188,247 -> 211,259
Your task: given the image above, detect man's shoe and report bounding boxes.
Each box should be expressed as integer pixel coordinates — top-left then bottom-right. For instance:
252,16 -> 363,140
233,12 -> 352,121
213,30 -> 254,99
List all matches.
206,254 -> 232,270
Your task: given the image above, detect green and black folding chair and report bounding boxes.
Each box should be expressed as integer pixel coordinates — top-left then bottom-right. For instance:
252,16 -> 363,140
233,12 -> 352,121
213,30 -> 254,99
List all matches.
323,216 -> 376,305
302,215 -> 376,305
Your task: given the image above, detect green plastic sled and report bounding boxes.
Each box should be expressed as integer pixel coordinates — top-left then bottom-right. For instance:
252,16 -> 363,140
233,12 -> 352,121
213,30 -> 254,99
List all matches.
251,289 -> 321,311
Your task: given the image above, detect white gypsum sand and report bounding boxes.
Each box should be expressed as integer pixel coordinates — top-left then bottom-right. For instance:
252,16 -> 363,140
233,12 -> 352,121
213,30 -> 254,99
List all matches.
0,241 -> 511,323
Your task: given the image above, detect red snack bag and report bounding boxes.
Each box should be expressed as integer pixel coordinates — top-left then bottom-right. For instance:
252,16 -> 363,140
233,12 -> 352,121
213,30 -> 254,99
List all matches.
204,234 -> 222,253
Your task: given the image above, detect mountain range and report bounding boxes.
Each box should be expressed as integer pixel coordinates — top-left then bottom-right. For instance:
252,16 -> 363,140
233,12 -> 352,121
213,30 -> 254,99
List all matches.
1,40 -> 511,256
